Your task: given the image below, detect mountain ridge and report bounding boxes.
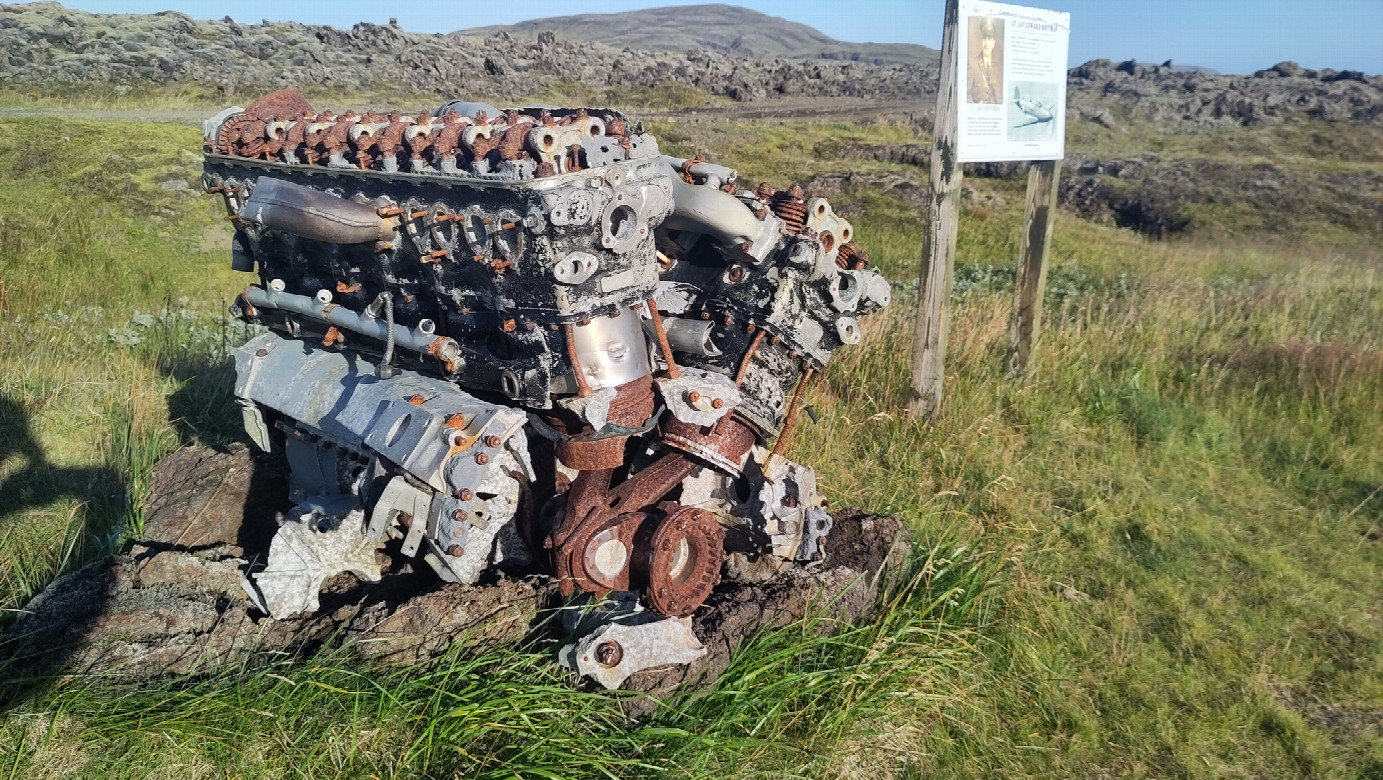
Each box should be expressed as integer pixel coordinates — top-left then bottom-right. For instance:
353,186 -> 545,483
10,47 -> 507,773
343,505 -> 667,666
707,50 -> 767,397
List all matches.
451,4 -> 939,67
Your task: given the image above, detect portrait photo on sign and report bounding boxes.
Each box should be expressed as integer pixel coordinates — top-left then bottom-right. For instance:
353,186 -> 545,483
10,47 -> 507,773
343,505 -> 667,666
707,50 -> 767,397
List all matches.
967,16 -> 1004,104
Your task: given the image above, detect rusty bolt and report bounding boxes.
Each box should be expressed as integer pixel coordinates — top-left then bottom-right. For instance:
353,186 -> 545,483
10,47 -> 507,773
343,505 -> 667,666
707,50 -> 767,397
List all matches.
770,336 -> 781,346
712,398 -> 724,409
447,545 -> 465,557
458,488 -> 474,501
446,413 -> 466,428
594,640 -> 623,668
475,453 -> 489,465
688,391 -> 701,404
255,348 -> 269,357
484,435 -> 501,447
699,311 -> 710,320
452,509 -> 469,522
502,319 -> 517,332
727,266 -> 745,282
723,315 -> 734,326
746,323 -> 757,333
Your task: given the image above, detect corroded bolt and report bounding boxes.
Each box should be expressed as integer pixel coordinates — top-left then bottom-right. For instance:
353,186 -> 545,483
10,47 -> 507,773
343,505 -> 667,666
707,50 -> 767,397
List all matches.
452,509 -> 468,522
475,453 -> 489,465
595,641 -> 623,668
502,319 -> 517,332
723,315 -> 734,326
256,348 -> 269,357
783,496 -> 799,508
699,311 -> 710,320
727,266 -> 745,282
458,488 -> 474,501
447,545 -> 465,557
484,435 -> 501,447
711,398 -> 724,409
445,413 -> 466,428
688,391 -> 701,404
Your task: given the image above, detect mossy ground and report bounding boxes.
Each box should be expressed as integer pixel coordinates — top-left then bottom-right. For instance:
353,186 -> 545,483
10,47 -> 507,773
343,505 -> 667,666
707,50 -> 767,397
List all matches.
0,110 -> 1379,777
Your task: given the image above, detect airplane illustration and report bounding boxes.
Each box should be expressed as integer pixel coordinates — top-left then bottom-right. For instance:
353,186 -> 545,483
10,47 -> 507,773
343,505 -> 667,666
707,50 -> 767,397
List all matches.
1012,88 -> 1055,128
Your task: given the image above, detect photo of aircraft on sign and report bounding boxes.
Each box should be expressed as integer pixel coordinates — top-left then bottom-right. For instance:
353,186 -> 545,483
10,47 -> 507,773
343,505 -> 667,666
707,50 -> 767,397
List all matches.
1012,88 -> 1056,128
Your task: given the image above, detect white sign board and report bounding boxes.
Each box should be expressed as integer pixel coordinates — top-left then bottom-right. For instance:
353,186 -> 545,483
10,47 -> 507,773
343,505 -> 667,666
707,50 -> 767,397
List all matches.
956,0 -> 1070,162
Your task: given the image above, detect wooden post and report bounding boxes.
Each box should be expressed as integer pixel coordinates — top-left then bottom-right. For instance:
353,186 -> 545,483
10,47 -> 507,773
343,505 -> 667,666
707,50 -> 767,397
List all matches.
908,0 -> 963,419
1005,159 -> 1061,377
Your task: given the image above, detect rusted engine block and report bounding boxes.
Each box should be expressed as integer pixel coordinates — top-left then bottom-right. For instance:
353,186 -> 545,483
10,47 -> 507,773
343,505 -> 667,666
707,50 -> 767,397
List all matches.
203,89 -> 890,687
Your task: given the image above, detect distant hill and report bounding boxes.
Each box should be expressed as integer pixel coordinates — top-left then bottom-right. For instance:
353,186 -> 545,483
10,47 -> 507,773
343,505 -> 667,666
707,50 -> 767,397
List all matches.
452,4 -> 939,68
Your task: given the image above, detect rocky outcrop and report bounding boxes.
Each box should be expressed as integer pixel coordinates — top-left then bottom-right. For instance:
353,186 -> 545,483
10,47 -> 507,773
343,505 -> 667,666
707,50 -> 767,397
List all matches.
4,4 -> 1380,127
0,444 -> 910,707
1057,154 -> 1383,237
0,2 -> 934,103
1067,58 -> 1383,129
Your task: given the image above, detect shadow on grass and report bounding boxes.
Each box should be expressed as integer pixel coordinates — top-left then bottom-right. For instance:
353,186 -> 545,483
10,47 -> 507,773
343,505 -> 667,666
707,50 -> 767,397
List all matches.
0,394 -> 123,523
0,390 -> 125,708
0,346 -> 267,712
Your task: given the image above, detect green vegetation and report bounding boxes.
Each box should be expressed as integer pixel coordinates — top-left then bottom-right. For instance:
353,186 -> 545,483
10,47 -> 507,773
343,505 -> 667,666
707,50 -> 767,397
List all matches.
0,80 -> 722,115
1,115 -> 1380,777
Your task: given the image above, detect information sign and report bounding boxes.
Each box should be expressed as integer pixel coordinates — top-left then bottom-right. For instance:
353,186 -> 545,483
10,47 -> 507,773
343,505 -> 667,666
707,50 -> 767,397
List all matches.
956,0 -> 1071,162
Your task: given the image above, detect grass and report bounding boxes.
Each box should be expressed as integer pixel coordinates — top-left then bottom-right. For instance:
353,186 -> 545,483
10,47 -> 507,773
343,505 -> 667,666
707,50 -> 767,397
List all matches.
1,113 -> 1381,777
0,81 -> 723,115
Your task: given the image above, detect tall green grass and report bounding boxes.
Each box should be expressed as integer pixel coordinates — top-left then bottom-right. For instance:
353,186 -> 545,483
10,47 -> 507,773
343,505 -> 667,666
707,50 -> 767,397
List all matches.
1,115 -> 1380,777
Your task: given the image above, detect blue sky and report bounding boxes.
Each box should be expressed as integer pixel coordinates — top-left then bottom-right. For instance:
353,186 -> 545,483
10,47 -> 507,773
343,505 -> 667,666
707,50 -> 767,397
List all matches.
47,0 -> 1383,74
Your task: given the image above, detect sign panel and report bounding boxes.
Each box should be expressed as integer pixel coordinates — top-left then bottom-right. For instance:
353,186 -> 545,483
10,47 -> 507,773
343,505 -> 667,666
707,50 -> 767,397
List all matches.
956,0 -> 1070,162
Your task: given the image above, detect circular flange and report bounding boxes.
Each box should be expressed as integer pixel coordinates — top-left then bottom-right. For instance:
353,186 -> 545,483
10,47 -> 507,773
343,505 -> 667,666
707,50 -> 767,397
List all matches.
646,505 -> 724,617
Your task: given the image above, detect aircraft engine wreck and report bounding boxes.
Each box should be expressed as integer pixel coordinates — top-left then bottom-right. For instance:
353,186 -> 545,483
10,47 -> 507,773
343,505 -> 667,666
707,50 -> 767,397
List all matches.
202,89 -> 891,688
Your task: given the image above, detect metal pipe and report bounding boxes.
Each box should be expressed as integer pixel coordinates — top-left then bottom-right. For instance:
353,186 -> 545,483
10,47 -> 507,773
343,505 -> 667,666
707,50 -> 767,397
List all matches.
645,300 -> 680,380
241,178 -> 394,244
661,161 -> 778,259
564,323 -> 593,398
244,287 -> 459,364
734,330 -> 767,385
376,292 -> 396,379
770,366 -> 815,458
661,317 -> 722,357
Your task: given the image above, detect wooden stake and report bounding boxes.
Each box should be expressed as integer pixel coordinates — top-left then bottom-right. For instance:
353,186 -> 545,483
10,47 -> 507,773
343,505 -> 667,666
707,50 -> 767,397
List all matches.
908,0 -> 963,419
1006,159 -> 1062,377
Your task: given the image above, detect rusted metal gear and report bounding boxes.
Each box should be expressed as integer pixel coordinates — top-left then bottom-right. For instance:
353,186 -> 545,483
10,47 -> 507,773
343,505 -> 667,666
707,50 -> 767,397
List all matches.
242,88 -> 316,122
645,504 -> 724,617
662,414 -> 758,475
552,508 -> 648,595
835,240 -> 871,270
554,375 -> 655,470
769,184 -> 809,234
549,453 -> 696,599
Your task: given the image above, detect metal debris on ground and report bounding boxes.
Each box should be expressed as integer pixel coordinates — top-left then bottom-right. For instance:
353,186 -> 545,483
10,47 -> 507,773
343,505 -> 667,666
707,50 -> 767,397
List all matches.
198,89 -> 891,688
